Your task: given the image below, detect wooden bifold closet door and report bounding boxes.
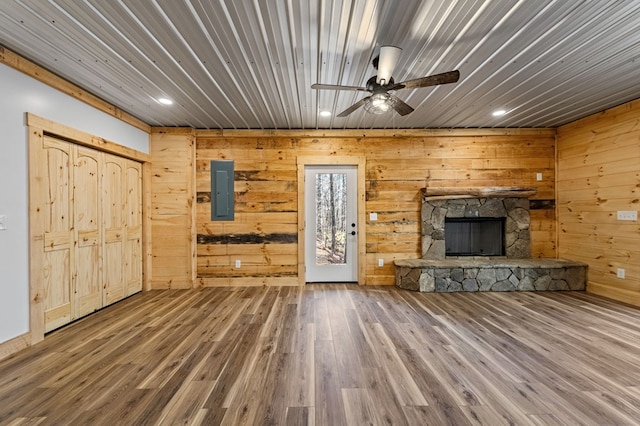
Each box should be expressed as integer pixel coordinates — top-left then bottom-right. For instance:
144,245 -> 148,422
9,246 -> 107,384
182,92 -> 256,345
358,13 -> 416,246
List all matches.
37,135 -> 142,333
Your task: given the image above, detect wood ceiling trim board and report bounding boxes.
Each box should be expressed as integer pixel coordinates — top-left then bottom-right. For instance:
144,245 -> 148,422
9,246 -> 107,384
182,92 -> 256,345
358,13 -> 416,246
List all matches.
0,46 -> 150,132
150,127 -> 195,135
26,113 -> 150,162
211,127 -> 555,139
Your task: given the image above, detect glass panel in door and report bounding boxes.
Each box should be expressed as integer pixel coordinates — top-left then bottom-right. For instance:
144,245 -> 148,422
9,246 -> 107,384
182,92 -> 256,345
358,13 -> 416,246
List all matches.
315,172 -> 347,265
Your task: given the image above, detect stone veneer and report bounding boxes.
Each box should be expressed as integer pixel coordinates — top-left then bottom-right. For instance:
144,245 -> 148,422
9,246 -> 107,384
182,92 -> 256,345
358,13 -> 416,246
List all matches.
395,258 -> 588,293
422,197 -> 531,259
395,189 -> 588,293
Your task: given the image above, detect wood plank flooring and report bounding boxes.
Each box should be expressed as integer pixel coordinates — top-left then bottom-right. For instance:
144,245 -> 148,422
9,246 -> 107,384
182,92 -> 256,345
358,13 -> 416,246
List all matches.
2,285 -> 640,425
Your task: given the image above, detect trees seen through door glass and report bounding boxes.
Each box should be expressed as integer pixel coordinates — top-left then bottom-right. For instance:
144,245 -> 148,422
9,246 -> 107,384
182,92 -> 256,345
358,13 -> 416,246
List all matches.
315,173 -> 347,265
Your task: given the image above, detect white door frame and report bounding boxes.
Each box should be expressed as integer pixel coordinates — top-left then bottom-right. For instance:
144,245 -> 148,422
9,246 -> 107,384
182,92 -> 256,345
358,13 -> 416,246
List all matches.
297,156 -> 366,285
304,165 -> 357,282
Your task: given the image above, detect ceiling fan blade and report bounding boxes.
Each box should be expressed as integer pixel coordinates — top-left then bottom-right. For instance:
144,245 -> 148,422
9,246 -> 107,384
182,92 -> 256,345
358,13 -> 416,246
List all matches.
376,45 -> 402,85
388,94 -> 414,116
337,97 -> 370,117
312,83 -> 368,92
388,70 -> 460,91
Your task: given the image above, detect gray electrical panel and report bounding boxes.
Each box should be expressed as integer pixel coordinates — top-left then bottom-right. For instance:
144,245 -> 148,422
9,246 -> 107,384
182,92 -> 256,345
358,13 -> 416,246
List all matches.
210,160 -> 234,221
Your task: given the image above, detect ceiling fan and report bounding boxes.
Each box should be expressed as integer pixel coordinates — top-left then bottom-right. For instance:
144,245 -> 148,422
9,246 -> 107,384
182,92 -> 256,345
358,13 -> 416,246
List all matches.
312,46 -> 460,117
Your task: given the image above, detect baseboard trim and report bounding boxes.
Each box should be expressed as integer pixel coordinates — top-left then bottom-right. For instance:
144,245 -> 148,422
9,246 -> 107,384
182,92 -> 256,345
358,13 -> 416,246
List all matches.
0,332 -> 31,362
587,282 -> 640,308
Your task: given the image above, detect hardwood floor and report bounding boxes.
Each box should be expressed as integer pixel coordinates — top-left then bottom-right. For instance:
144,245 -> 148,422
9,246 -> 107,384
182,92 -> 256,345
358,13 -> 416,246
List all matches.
2,286 -> 640,425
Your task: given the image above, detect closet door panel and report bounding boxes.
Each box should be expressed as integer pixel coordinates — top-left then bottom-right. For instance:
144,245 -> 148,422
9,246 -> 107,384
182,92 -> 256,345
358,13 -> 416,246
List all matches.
125,160 -> 143,295
103,154 -> 126,305
41,136 -> 73,332
74,147 -> 102,317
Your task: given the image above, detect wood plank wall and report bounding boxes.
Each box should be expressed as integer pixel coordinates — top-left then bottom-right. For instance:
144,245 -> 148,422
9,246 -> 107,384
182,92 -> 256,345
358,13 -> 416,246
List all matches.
557,99 -> 640,306
194,129 -> 556,286
149,128 -> 196,289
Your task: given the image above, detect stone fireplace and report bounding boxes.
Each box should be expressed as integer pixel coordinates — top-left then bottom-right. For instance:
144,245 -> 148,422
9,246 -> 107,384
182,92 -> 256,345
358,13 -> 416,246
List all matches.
394,187 -> 588,293
422,192 -> 532,259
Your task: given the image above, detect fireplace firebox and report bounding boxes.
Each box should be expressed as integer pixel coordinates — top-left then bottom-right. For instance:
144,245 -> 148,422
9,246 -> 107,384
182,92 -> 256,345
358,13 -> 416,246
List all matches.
422,193 -> 532,259
445,217 -> 505,256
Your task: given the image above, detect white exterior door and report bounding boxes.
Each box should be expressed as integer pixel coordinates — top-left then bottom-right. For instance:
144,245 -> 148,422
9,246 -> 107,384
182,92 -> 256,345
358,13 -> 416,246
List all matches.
304,165 -> 358,282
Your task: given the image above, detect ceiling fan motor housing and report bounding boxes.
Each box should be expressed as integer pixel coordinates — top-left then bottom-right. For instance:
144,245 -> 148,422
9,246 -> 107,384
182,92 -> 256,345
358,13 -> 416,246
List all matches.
366,75 -> 394,92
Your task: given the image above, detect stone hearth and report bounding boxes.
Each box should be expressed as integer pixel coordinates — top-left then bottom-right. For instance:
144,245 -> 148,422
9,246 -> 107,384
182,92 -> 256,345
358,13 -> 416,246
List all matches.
395,258 -> 588,293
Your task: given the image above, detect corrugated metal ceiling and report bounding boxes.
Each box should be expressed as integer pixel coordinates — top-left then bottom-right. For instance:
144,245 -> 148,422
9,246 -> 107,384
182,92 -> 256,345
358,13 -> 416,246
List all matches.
1,0 -> 639,129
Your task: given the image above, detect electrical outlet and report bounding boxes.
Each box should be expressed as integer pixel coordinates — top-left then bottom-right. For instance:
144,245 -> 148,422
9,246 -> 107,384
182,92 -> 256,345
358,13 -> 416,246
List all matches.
617,268 -> 625,279
617,211 -> 638,221
235,259 -> 241,268
370,212 -> 378,221
378,258 -> 384,267
536,173 -> 543,181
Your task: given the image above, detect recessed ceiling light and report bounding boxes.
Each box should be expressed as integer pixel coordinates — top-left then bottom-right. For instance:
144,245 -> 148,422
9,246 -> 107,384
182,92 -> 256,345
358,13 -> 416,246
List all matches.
157,97 -> 173,105
319,110 -> 332,117
492,109 -> 506,116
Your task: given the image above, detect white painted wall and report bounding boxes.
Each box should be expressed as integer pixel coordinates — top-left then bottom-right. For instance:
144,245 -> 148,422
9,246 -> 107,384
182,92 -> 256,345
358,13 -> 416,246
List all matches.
0,62 -> 149,344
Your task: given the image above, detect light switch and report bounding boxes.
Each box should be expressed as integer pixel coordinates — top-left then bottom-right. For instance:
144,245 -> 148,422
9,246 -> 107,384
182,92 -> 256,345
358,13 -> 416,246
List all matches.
370,212 -> 378,221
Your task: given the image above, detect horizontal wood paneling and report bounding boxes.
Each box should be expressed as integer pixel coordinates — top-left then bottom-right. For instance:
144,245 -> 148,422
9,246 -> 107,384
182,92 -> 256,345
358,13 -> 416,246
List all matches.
149,129 -> 196,289
195,129 -> 556,286
557,98 -> 640,306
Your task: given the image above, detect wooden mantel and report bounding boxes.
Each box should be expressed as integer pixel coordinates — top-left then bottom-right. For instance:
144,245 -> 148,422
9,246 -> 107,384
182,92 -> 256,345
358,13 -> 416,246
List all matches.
421,186 -> 538,201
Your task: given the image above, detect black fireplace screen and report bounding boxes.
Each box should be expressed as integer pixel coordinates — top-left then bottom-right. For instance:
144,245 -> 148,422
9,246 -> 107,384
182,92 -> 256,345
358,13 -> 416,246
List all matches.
445,217 -> 505,256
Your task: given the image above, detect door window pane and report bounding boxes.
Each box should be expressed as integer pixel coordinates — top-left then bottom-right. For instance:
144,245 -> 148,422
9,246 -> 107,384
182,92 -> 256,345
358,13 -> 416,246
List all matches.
315,173 -> 347,265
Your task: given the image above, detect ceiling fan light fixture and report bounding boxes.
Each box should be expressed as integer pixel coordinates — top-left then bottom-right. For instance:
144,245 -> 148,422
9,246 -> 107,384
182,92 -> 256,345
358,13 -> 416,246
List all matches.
312,45 -> 459,117
364,93 -> 393,114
